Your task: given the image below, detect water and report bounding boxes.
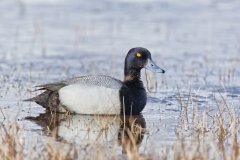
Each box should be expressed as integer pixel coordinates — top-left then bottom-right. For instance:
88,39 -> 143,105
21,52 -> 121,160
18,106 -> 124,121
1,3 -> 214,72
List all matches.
0,0 -> 239,158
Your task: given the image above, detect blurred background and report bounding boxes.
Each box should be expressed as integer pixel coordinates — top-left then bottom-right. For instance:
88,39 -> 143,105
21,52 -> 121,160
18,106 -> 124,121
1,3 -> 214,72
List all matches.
1,0 -> 240,86
1,0 -> 240,57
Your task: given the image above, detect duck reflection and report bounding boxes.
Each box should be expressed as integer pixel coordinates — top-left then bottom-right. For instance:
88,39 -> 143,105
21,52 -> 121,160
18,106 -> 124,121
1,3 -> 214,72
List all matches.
26,112 -> 146,153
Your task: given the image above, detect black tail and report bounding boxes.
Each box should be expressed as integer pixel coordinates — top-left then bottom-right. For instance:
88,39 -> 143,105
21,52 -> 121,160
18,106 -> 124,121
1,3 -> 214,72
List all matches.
24,90 -> 63,112
24,90 -> 53,107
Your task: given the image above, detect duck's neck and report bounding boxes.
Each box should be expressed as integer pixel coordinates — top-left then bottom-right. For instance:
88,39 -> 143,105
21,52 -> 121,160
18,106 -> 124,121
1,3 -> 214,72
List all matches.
124,68 -> 142,82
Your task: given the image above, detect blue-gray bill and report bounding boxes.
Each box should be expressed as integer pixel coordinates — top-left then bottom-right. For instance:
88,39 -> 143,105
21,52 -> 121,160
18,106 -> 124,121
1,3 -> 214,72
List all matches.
145,58 -> 165,73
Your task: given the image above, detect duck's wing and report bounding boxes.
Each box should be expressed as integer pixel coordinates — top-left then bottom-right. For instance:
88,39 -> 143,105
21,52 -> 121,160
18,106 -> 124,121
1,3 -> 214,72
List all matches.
36,75 -> 123,91
36,82 -> 67,91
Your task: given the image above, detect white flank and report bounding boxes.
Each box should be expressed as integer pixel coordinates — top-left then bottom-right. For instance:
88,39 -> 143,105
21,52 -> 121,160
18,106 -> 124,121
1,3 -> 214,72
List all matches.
58,84 -> 121,114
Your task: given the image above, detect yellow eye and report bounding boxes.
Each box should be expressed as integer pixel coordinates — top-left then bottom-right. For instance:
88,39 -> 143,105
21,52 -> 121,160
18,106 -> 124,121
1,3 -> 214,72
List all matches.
136,53 -> 142,57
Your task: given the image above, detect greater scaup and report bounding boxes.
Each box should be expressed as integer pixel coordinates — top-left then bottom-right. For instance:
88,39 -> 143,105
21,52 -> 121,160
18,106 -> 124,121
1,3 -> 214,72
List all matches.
25,47 -> 165,115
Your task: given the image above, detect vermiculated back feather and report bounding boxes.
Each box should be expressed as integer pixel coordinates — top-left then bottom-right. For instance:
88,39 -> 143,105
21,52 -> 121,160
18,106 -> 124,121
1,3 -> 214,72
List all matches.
35,75 -> 123,91
62,75 -> 123,89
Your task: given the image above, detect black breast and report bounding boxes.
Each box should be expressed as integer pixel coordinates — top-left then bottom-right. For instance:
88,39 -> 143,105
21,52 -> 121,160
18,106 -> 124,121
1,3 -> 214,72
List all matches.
119,81 -> 147,115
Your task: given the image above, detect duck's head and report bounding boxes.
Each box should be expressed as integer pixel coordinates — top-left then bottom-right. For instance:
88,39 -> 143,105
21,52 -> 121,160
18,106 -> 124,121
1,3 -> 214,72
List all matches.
124,47 -> 165,81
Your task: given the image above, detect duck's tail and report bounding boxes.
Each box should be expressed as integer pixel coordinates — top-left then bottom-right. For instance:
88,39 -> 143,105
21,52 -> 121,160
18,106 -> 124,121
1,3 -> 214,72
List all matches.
24,90 -> 53,107
24,90 -> 65,113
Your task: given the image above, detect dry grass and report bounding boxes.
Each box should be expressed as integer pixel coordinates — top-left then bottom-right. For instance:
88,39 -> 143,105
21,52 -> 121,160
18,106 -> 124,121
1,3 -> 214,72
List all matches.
0,123 -> 24,160
171,90 -> 239,160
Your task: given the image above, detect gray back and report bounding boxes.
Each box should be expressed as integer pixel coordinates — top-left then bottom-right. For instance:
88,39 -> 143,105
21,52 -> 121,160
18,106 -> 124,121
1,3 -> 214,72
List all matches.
62,75 -> 123,89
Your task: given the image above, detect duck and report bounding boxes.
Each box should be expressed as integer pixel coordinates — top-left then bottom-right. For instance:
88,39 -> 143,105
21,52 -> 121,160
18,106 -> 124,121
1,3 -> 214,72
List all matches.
25,47 -> 165,115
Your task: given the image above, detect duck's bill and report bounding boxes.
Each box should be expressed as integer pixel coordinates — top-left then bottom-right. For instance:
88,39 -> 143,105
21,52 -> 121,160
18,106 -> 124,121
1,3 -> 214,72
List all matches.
145,59 -> 165,73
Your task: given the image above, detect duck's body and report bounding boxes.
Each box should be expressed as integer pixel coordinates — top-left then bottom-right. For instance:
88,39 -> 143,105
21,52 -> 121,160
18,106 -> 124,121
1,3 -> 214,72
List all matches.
28,75 -> 147,115
59,75 -> 123,114
26,47 -> 165,115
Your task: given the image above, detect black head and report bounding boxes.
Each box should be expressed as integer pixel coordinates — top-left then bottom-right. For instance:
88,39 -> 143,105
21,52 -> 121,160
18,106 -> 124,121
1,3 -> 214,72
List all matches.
124,47 -> 165,81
